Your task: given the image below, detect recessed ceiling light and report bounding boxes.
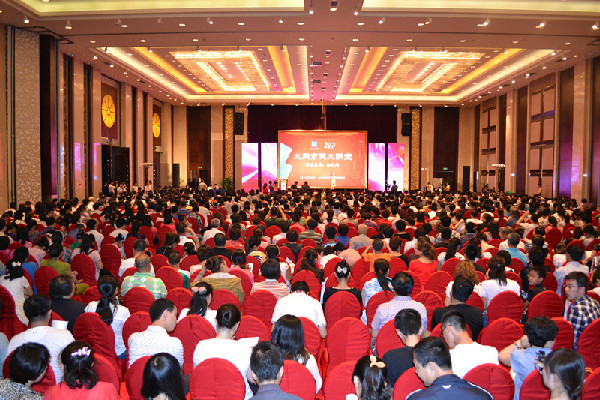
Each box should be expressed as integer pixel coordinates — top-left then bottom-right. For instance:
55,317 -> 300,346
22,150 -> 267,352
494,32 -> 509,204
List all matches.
24,16 -> 30,24
352,38 -> 358,42
238,22 -> 245,26
477,18 -> 489,27
297,22 -> 304,25
207,17 -> 214,24
406,39 -> 413,42
459,39 -> 467,43
379,17 -> 385,24
65,20 -> 72,29
179,23 -> 186,27
299,38 -> 305,41
93,56 -> 97,60
357,22 -> 364,26
192,38 -> 199,42
593,22 -> 599,30
536,20 -> 546,29
90,40 -> 96,44
279,18 -> 283,23
564,42 -> 571,45
141,39 -> 147,43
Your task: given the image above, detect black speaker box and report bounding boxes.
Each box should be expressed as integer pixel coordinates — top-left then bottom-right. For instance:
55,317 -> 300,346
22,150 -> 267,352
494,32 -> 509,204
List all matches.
234,112 -> 244,135
401,113 -> 412,136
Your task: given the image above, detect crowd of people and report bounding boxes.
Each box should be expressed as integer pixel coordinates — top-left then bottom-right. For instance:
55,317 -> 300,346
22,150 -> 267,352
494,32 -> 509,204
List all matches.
0,185 -> 599,399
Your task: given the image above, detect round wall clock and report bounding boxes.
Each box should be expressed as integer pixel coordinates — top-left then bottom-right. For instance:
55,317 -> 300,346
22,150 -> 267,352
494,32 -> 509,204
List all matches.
102,94 -> 116,128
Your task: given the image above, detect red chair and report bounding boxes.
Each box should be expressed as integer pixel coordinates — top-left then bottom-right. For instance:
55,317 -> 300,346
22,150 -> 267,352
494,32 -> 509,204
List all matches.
0,285 -> 26,340
122,312 -> 151,350
506,271 -> 523,291
242,290 -> 278,327
124,236 -> 136,258
509,258 -> 526,274
71,253 -> 98,286
358,272 -> 376,291
551,317 -> 574,350
155,266 -> 184,292
291,270 -> 322,300
322,361 -> 356,400
441,257 -> 461,275
352,258 -> 369,282
405,270 -> 422,296
73,313 -> 120,378
151,254 -> 169,271
545,228 -> 563,250
166,287 -> 193,317
587,290 -> 600,303
280,360 -> 317,400
326,317 -> 371,374
278,246 -> 296,263
487,291 -> 523,323
100,244 -> 122,278
236,315 -> 270,342
229,268 -> 253,299
190,358 -> 246,400
301,238 -> 317,248
157,225 -> 174,247
172,315 -> 216,375
139,226 -> 156,245
173,245 -> 185,258
544,273 -> 558,292
388,257 -> 408,277
464,363 -> 514,400
424,271 -> 452,302
125,355 -> 150,400
376,319 -> 403,357
34,265 -> 59,297
245,255 -> 261,279
568,239 -> 585,250
583,366 -> 600,400
466,291 -> 485,313
412,291 -> 444,331
324,257 -> 343,277
325,273 -> 357,289
265,225 -> 282,239
211,289 -> 242,310
476,257 -> 489,270
324,291 -> 362,328
122,287 -> 155,314
181,255 -> 200,272
393,367 -> 425,400
94,353 -> 120,391
478,317 -> 523,352
366,290 -> 394,328
120,267 -> 137,285
577,319 -> 600,369
299,317 -> 324,361
527,290 -> 564,319
519,370 -> 550,400
82,285 -> 102,304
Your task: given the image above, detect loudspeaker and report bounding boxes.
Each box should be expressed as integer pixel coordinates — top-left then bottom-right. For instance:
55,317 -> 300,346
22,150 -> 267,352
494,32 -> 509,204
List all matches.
234,112 -> 244,135
172,164 -> 180,188
401,113 -> 412,136
462,166 -> 470,192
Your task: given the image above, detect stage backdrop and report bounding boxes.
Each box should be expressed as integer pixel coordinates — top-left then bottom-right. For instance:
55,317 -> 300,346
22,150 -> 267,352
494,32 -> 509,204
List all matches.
279,130 -> 367,189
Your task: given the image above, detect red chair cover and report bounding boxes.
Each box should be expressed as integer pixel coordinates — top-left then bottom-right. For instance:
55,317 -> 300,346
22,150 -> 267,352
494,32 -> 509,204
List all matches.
299,317 -> 324,360
124,236 -> 136,258
519,370 -> 550,400
151,254 -> 169,271
568,239 -> 585,250
543,273 -> 558,292
358,272 -> 376,291
82,285 -> 102,304
242,290 -> 277,327
393,367 -> 425,400
181,255 -> 200,272
424,271 -> 452,301
326,317 -> 371,374
51,311 -> 64,322
466,291 -> 485,312
94,353 -> 120,390
173,314 -> 217,375
71,253 -> 97,286
278,246 -> 296,264
211,288 -> 242,310
577,319 -> 600,369
545,228 -> 563,250
464,363 -> 514,400
324,291 -> 362,328
157,225 -> 174,247
478,317 -> 523,352
125,355 -> 150,400
236,315 -> 270,342
551,317 -> 574,350
476,258 -> 489,270
34,265 -> 59,297
100,244 -> 122,278
509,258 -> 526,274
583,366 -> 600,400
322,361 -> 356,400
412,291 -> 444,331
190,358 -> 246,400
280,360 -> 317,400
265,225 -> 282,238
506,271 -> 523,291
173,245 -> 185,258
366,290 -> 394,328
120,267 -> 137,285
123,286 -> 155,314
487,239 -> 501,248
122,311 -> 151,350
229,268 -> 253,299
441,257 -> 461,275
376,319 -> 403,357
0,285 -> 26,340
166,287 -> 193,317
388,257 -> 408,277
301,238 -> 317,247
487,291 -> 523,323
155,266 -> 184,292
73,313 -> 120,378
139,226 -> 155,245
587,290 -> 600,303
291,270 -> 322,300
527,290 -> 564,319
405,270 -> 422,296
324,257 -> 343,277
351,258 -> 369,282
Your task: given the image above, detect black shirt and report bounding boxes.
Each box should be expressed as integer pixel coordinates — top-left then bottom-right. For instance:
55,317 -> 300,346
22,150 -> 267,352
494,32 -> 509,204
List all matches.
383,346 -> 414,387
526,283 -> 546,301
406,374 -> 492,400
52,298 -> 87,333
211,247 -> 233,260
431,304 -> 484,341
321,287 -> 363,309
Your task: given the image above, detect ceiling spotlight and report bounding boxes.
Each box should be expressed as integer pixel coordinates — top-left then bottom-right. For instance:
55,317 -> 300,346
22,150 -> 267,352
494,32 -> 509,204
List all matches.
551,50 -> 557,55
593,22 -> 599,30
536,20 -> 546,29
157,17 -> 163,23
477,18 -> 490,27
238,22 -> 245,26
179,23 -> 186,27
379,17 -> 385,24
147,46 -> 152,53
207,17 -> 214,24
93,56 -> 97,60
366,46 -> 370,53
24,16 -> 30,24
65,20 -> 72,29
330,0 -> 338,11
354,9 -> 359,16
278,18 -> 283,23
309,7 -> 314,14
426,17 -> 432,25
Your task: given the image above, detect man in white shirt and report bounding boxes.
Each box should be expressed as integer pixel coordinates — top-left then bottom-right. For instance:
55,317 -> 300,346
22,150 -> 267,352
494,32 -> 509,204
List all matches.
554,245 -> 589,294
442,311 -> 499,378
272,281 -> 327,338
86,219 -> 104,249
6,295 -> 74,383
202,218 -> 222,244
118,238 -> 152,277
128,298 -> 183,367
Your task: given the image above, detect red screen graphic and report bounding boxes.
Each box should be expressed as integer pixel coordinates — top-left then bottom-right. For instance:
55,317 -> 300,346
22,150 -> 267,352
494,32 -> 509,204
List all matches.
278,130 -> 367,188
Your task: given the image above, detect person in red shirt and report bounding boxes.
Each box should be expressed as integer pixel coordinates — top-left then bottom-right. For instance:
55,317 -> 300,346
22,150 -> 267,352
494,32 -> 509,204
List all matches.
409,238 -> 438,287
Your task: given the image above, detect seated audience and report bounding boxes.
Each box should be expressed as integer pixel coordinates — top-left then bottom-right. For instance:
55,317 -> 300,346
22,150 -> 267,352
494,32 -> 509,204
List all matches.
480,256 -> 520,309
349,224 -> 371,250
230,249 -> 254,284
211,233 -> 233,260
0,342 -> 48,400
251,259 -> 289,300
200,255 -> 244,303
264,245 -> 292,282
44,340 -> 120,399
178,281 -> 217,329
362,259 -> 393,309
167,252 -> 190,289
563,271 -> 600,348
541,349 -> 586,400
298,218 -> 323,245
363,238 -> 392,271
128,298 -> 183,367
352,355 -> 392,400
295,248 -> 324,281
444,260 -> 482,306
121,254 -> 167,299
49,275 -> 86,333
441,311 -> 499,378
505,233 -> 529,266
118,238 -> 149,277
554,245 -> 589,294
71,234 -> 103,280
322,260 -> 362,308
249,341 -> 302,400
408,238 -> 438,284
141,353 -> 185,400
382,308 -> 423,386
0,260 -> 32,325
272,281 -> 327,338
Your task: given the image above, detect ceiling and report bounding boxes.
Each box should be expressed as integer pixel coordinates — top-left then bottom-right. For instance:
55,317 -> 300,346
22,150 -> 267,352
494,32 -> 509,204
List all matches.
2,0 -> 600,106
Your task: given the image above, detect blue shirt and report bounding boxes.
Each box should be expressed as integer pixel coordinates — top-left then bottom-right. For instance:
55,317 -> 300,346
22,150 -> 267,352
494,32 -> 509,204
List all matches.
506,247 -> 528,267
511,347 -> 551,400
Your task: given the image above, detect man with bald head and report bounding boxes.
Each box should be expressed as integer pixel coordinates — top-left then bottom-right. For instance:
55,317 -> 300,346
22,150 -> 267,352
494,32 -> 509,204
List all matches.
121,254 -> 167,299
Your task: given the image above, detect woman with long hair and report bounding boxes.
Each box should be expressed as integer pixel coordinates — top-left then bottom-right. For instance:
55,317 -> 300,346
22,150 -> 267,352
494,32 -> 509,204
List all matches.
141,353 -> 185,400
352,355 -> 392,400
322,260 -> 362,308
271,314 -> 322,392
444,260 -> 482,306
178,281 -> 217,329
408,237 -> 438,284
0,260 -> 32,325
72,234 -> 103,279
541,349 -> 586,400
295,248 -> 324,281
361,259 -> 392,309
44,341 -> 120,399
437,238 -> 465,268
480,256 -> 520,309
84,275 -> 130,358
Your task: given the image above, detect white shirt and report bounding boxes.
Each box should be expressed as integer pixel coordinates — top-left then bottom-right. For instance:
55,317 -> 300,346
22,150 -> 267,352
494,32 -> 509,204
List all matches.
85,301 -> 130,356
193,337 -> 259,399
499,240 -> 526,251
128,325 -> 184,367
110,228 -> 129,239
7,326 -> 74,382
89,229 -> 104,249
28,247 -> 46,266
303,354 -> 323,393
445,281 -> 482,303
0,276 -> 29,325
450,342 -> 499,378
119,258 -> 136,277
202,228 -> 221,244
272,292 -> 326,328
554,261 -> 589,295
177,308 -> 218,331
479,279 -> 521,308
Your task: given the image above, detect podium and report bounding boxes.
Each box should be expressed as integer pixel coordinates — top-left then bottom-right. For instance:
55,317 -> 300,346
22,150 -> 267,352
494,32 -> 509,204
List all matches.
278,178 -> 287,191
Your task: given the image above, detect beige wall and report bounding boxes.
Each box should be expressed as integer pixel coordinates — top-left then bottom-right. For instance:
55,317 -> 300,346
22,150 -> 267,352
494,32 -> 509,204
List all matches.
160,104 -> 173,186
211,105 -> 224,186
420,106 -> 435,189
72,59 -> 86,199
457,106 -> 475,191
172,105 -> 188,185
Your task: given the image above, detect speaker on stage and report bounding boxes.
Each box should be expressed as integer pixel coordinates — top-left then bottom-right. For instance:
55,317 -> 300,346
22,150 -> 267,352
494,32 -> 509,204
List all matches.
234,112 -> 244,135
401,113 -> 412,136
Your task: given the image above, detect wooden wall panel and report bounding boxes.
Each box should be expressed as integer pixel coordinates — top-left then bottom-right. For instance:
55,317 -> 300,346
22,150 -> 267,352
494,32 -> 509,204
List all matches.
591,57 -> 600,205
187,106 -> 211,183
516,86 -> 528,193
433,107 -> 459,189
558,67 -> 574,197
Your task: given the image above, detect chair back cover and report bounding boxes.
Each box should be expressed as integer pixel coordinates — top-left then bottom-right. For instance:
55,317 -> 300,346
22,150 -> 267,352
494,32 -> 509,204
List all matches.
166,287 -> 193,318
487,291 -> 523,323
94,353 -> 120,390
299,317 -> 324,360
376,319 -> 404,357
151,254 -> 169,271
393,367 -> 426,400
577,318 -> 600,369
100,244 -> 122,278
229,268 -> 253,298
291,270 -> 322,300
122,311 -> 152,350
583,367 -> 600,400
326,317 -> 371,374
82,285 -> 102,304
173,314 -> 217,375
34,265 -> 59,297
527,290 -> 564,319
73,312 -> 119,377
322,361 -> 356,400
0,285 -> 26,340
156,266 -> 184,292
412,290 -> 443,331
466,291 -> 485,312
181,255 -> 200,272
464,363 -> 515,400
519,370 -> 550,400
366,290 -> 394,328
71,253 -> 98,286
441,257 -> 460,275
236,315 -> 270,342
279,360 -> 316,400
478,317 -> 524,352
551,317 -> 574,350
125,355 -> 151,400
242,290 -> 278,327
123,286 -> 155,314
190,358 -> 246,400
324,290 -> 362,328
211,288 -> 242,310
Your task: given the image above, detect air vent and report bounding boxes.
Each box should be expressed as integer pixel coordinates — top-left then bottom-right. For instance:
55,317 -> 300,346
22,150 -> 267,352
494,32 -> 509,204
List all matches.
311,61 -> 322,67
